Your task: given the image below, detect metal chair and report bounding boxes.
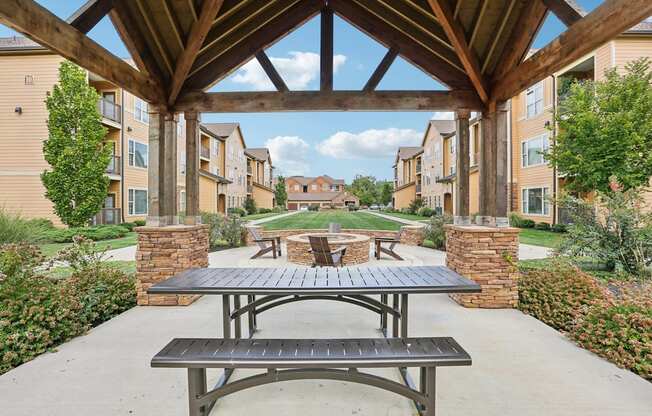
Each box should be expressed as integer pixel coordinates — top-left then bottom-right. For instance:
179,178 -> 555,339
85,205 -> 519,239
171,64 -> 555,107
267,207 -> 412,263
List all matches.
374,228 -> 404,260
308,235 -> 346,267
248,227 -> 282,259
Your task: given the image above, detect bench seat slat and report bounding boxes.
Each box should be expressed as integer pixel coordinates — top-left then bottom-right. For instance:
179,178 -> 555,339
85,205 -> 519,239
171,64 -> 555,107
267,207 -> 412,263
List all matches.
151,337 -> 471,369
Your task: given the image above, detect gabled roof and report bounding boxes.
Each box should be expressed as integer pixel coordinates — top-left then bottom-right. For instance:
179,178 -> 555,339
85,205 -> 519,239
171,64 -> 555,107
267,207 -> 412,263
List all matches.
396,146 -> 423,161
245,148 -> 271,163
0,36 -> 46,52
201,123 -> 239,138
287,192 -> 342,202
287,175 -> 345,185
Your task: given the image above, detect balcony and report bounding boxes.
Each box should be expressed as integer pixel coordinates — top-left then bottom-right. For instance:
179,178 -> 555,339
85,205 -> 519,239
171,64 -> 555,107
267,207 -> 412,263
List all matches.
247,185 -> 253,193
247,165 -> 252,174
416,183 -> 422,193
106,155 -> 121,175
93,208 -> 121,225
416,162 -> 422,173
200,146 -> 210,159
98,98 -> 121,124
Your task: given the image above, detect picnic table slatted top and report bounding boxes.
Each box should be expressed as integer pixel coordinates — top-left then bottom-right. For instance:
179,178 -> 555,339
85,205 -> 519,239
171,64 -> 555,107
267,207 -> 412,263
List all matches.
148,266 -> 481,295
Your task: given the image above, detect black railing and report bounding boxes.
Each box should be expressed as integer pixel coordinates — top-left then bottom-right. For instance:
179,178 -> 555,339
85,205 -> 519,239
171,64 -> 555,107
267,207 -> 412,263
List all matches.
98,98 -> 121,123
106,155 -> 121,175
93,208 -> 121,225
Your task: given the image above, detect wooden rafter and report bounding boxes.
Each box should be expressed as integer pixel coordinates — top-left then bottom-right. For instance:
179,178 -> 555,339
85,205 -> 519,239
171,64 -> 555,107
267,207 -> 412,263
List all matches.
133,0 -> 175,76
481,0 -> 517,74
363,47 -> 399,92
185,0 -> 322,90
256,50 -> 289,92
542,0 -> 584,26
492,0 -> 652,102
468,0 -> 488,48
0,0 -> 163,103
427,0 -> 489,103
320,7 -> 334,91
168,0 -> 224,105
175,90 -> 484,113
67,0 -> 114,34
491,0 -> 547,82
160,0 -> 185,50
330,0 -> 473,90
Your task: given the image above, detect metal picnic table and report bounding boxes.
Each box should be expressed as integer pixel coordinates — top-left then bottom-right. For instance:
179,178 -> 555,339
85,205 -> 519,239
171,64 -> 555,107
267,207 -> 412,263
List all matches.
148,265 -> 480,414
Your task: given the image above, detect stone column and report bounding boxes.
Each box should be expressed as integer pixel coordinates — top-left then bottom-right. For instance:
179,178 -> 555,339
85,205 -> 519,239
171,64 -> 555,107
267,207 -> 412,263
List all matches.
146,109 -> 164,226
454,110 -> 471,225
445,224 -> 519,308
398,225 -> 425,246
184,111 -> 201,225
478,107 -> 496,226
136,224 -> 209,306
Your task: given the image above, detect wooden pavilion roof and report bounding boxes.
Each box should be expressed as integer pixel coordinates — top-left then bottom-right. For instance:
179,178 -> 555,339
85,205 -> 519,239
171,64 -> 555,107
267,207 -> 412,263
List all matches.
1,0 -> 651,113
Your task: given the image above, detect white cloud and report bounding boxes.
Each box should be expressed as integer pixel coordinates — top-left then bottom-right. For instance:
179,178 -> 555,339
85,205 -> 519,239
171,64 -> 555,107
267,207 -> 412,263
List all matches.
316,128 -> 422,159
431,111 -> 455,120
265,135 -> 310,176
232,51 -> 347,90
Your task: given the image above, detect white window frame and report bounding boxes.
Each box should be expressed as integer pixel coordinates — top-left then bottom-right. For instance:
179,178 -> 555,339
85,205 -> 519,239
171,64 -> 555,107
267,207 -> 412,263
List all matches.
133,97 -> 149,124
128,139 -> 148,169
212,139 -> 218,157
180,151 -> 186,175
525,81 -> 544,119
521,186 -> 550,216
128,188 -> 148,216
521,134 -> 549,168
180,190 -> 186,213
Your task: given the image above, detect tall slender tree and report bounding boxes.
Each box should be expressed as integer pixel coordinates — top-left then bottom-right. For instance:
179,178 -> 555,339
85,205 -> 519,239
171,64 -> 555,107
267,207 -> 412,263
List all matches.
274,175 -> 288,207
41,61 -> 110,227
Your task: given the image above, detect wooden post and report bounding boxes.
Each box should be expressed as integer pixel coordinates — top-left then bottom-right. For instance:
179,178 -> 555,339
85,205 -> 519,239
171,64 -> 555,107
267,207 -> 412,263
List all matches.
320,7 -> 333,91
454,109 -> 471,225
146,109 -> 164,226
495,101 -> 510,226
184,111 -> 201,225
478,105 -> 496,225
161,113 -> 179,226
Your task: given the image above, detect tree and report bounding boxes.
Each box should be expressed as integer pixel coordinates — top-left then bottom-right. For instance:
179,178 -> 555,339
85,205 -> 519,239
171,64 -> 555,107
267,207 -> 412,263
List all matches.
244,196 -> 257,215
349,175 -> 379,206
41,61 -> 110,227
547,58 -> 652,194
378,181 -> 393,206
274,175 -> 287,207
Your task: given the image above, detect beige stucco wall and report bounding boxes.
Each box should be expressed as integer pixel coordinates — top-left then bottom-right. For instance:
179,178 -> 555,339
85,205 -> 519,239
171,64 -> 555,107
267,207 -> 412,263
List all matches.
252,184 -> 274,209
393,183 -> 416,210
199,175 -> 218,213
225,128 -> 247,209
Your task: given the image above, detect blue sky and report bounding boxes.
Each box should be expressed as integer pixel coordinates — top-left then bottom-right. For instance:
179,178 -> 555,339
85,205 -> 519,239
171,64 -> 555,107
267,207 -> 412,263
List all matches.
0,0 -> 605,181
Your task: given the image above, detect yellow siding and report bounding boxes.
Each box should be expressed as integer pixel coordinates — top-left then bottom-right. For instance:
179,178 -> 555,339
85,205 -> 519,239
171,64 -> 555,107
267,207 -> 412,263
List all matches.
594,42 -> 613,80
469,170 -> 479,215
199,176 -> 217,213
613,37 -> 652,73
393,184 -> 416,210
252,184 -> 274,209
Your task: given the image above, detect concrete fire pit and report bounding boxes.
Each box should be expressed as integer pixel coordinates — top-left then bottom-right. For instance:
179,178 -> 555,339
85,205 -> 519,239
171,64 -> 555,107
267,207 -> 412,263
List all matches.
286,232 -> 370,266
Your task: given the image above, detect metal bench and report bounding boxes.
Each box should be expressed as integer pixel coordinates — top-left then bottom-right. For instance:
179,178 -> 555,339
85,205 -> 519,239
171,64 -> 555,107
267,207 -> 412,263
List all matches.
152,337 -> 471,416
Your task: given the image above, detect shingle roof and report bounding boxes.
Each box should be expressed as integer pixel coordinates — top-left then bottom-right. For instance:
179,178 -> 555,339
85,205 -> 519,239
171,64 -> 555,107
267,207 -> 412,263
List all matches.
397,146 -> 423,161
287,175 -> 345,185
287,192 -> 342,202
244,148 -> 270,162
201,123 -> 239,138
0,36 -> 45,51
429,120 -> 456,136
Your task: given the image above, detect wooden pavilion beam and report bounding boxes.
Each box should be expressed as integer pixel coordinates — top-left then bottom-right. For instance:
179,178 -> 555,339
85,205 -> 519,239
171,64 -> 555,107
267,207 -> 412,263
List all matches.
256,51 -> 289,92
542,0 -> 584,27
492,0 -> 652,102
0,0 -> 163,104
427,0 -> 490,103
320,7 -> 334,91
174,90 -> 484,113
67,0 -> 114,34
168,0 -> 224,106
481,0 -> 517,74
363,47 -> 399,92
491,0 -> 548,82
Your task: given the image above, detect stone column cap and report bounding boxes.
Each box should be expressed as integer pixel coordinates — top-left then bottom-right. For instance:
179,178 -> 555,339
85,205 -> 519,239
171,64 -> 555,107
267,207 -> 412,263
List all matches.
444,224 -> 520,233
135,224 -> 209,232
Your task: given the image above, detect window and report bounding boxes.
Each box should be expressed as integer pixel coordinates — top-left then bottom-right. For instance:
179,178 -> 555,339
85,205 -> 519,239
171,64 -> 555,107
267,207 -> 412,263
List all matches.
128,189 -> 148,215
134,97 -> 149,123
526,82 -> 544,118
311,184 -> 317,190
180,190 -> 186,213
294,184 -> 300,191
212,139 -> 218,156
322,184 -> 329,191
128,140 -> 148,168
521,134 -> 549,167
522,187 -> 550,216
180,151 -> 186,175
449,138 -> 455,154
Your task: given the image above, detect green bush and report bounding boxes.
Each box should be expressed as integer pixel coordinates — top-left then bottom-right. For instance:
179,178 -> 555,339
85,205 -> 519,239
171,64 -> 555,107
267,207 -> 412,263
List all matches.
244,197 -> 257,215
271,206 -> 284,213
348,205 -> 359,211
424,214 -> 453,250
508,212 -> 525,228
200,212 -> 245,249
223,215 -> 245,247
518,260 -> 607,332
133,220 -> 146,227
407,198 -> 424,215
521,219 -> 535,228
417,207 -> 434,217
43,224 -> 129,243
572,285 -> 652,380
0,210 -> 53,244
308,204 -> 319,211
201,212 -> 225,249
227,207 -> 246,217
258,208 -> 272,214
120,222 -> 137,231
551,223 -> 568,233
535,222 -> 551,231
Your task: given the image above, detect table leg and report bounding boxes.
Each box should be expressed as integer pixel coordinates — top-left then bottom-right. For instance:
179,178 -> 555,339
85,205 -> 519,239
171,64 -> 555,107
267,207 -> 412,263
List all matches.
247,295 -> 256,337
392,294 -> 399,338
234,296 -> 242,339
213,294 -> 234,407
400,293 -> 408,338
380,294 -> 388,336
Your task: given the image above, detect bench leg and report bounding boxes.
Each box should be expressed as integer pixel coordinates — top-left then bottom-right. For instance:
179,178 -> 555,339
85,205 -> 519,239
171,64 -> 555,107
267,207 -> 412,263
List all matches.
248,295 -> 256,337
392,294 -> 399,338
424,367 -> 436,416
234,296 -> 242,339
222,295 -> 231,339
188,368 -> 207,416
380,294 -> 388,335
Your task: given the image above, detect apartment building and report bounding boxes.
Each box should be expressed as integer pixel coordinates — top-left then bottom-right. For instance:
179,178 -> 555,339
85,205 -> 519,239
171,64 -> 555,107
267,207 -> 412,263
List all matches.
392,147 -> 422,210
245,148 -> 275,209
0,37 -> 186,226
285,175 -> 359,210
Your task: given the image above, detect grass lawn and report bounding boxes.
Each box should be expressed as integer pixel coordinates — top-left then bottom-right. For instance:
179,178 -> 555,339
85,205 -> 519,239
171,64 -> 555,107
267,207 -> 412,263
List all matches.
518,228 -> 565,249
378,211 -> 429,222
242,212 -> 284,221
47,260 -> 136,279
262,211 -> 401,231
39,232 -> 138,258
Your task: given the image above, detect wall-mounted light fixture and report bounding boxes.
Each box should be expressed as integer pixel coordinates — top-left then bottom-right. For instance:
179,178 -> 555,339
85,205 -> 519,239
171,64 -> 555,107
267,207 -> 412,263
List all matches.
14,106 -> 22,115
127,126 -> 133,132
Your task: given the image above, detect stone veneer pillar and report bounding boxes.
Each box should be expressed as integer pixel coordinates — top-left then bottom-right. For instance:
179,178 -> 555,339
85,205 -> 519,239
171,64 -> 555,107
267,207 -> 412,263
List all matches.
135,224 -> 209,306
398,225 -> 425,246
445,224 -> 520,308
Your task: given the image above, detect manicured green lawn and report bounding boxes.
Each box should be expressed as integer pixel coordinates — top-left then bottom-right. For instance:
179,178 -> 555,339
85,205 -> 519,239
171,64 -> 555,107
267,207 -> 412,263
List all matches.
518,228 -> 565,249
378,211 -> 429,222
262,211 -> 402,231
39,232 -> 138,257
242,212 -> 284,221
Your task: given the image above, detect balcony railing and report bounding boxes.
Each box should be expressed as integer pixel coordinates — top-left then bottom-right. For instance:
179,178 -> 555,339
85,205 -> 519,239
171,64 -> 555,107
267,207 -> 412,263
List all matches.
93,208 -> 121,225
98,98 -> 121,123
247,185 -> 253,193
416,183 -> 422,193
247,165 -> 252,174
416,162 -> 422,173
200,146 -> 210,159
106,155 -> 121,175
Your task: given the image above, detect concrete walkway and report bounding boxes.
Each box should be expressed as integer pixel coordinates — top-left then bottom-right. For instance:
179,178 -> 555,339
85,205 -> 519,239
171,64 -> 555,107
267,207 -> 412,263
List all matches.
2,266 -> 650,415
246,210 -> 300,225
364,209 -> 426,226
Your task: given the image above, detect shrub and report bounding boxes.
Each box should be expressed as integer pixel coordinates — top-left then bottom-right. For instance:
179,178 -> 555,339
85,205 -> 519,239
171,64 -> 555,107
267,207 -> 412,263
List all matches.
535,222 -> 551,231
424,214 -> 453,250
348,205 -> 359,211
572,285 -> 652,380
258,208 -> 272,214
43,224 -> 129,243
407,198 -> 424,215
272,206 -> 284,213
244,197 -> 257,216
133,220 -> 146,227
521,219 -> 535,228
0,210 -> 53,244
417,207 -> 434,217
308,204 -> 319,211
227,207 -> 246,217
222,215 -> 245,247
551,223 -> 568,233
518,260 -> 608,332
509,212 -> 525,228
120,222 -> 137,231
201,212 -> 225,249
200,212 -> 245,249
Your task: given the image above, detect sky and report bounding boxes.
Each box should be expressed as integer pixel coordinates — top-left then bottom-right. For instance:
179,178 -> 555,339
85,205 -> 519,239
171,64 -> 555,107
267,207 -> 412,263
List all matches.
0,0 -> 607,181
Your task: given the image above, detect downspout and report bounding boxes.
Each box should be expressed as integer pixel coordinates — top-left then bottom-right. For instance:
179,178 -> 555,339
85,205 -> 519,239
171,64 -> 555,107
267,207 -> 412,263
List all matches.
551,75 -> 557,225
120,88 -> 126,224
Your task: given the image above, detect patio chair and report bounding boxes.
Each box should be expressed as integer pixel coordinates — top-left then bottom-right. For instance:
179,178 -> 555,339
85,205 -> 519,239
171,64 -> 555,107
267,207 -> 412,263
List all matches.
308,235 -> 346,267
248,227 -> 281,259
374,228 -> 404,261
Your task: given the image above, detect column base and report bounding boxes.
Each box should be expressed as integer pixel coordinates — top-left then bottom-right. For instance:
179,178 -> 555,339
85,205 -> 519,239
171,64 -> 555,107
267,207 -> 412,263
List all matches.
453,216 -> 472,225
146,215 -> 180,227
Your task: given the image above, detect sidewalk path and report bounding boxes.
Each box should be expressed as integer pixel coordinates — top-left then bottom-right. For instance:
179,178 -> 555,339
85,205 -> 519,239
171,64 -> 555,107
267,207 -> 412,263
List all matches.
247,210 -> 300,225
363,210 -> 425,226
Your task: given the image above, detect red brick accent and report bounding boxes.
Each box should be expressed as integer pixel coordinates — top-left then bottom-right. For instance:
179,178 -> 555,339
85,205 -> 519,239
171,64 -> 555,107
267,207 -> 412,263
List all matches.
445,225 -> 519,309
135,224 -> 209,306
